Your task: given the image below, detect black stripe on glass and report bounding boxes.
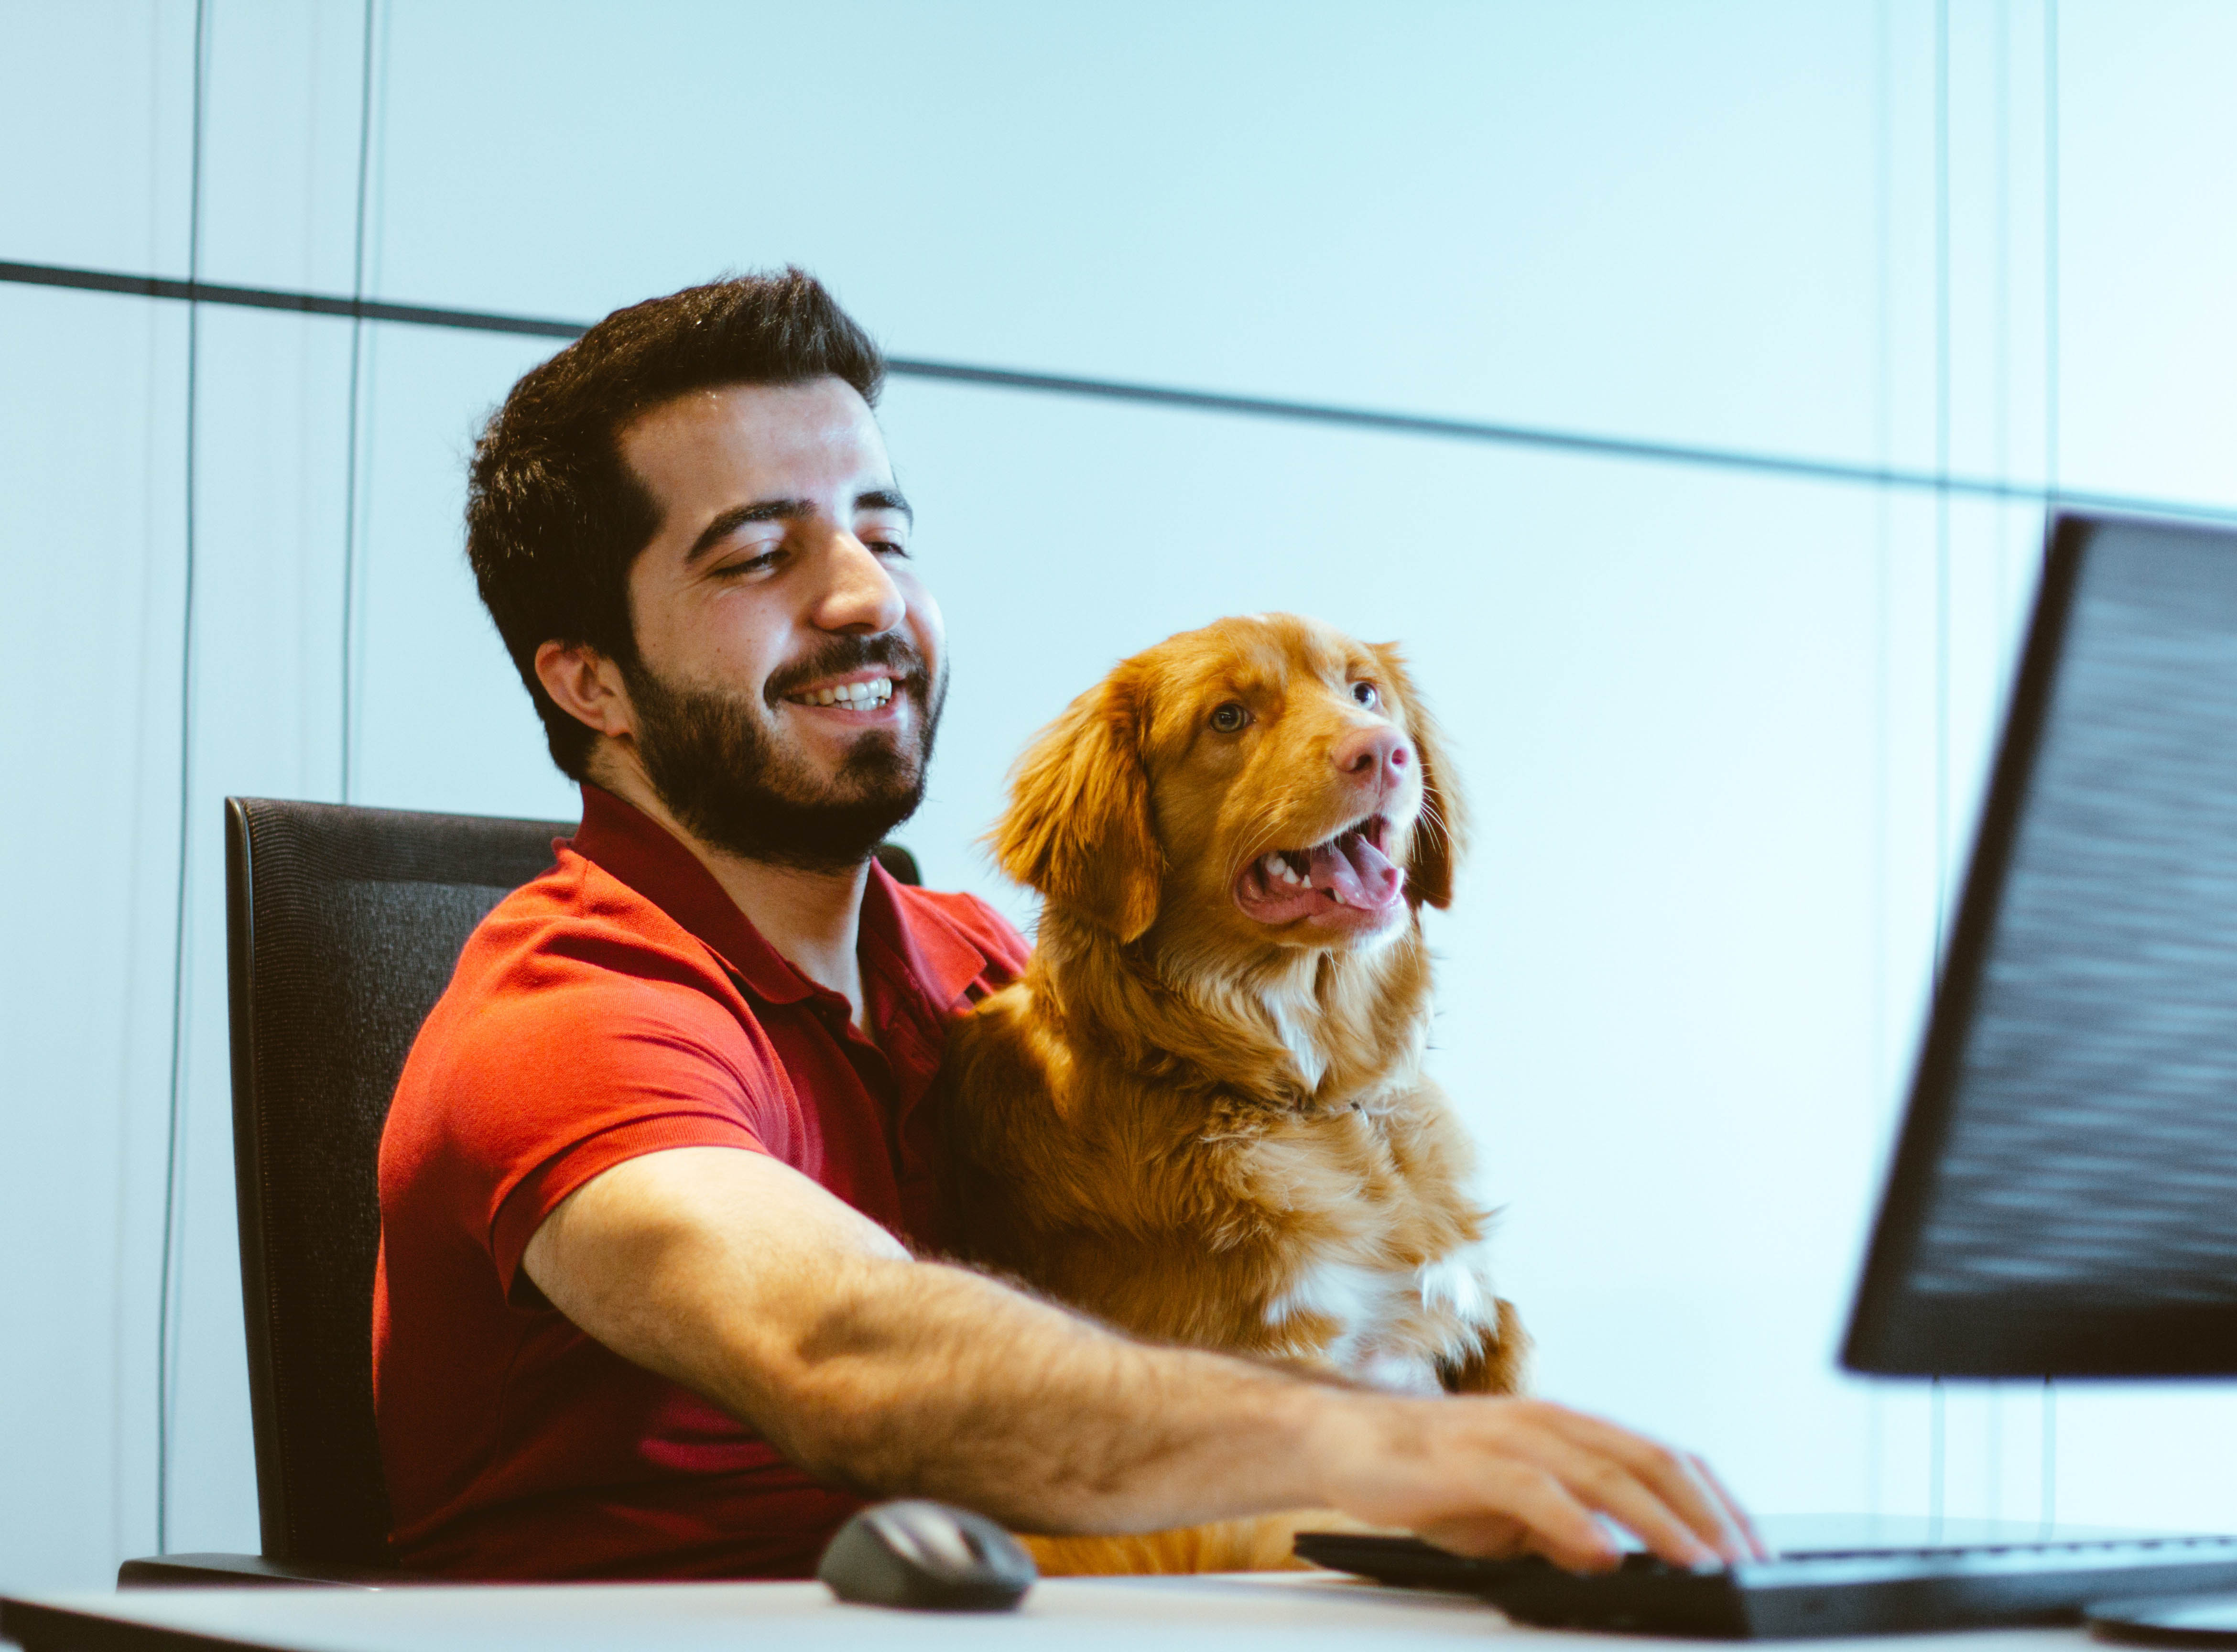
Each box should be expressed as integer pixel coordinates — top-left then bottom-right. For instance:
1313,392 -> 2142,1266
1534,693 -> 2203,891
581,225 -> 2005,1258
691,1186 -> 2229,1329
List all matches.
5,255 -> 2233,526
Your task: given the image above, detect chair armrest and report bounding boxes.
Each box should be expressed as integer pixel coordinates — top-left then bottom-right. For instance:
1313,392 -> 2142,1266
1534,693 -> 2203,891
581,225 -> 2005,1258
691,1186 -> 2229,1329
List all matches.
117,1553 -> 402,1589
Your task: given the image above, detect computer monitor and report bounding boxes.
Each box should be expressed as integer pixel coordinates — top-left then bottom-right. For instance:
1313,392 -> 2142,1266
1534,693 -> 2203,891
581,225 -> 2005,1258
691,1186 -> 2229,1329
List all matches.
1845,511 -> 2237,1378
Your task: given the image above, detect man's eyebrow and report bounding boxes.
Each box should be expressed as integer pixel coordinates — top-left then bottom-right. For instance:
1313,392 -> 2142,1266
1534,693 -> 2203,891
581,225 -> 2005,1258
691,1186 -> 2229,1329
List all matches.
684,489 -> 912,563
684,498 -> 816,563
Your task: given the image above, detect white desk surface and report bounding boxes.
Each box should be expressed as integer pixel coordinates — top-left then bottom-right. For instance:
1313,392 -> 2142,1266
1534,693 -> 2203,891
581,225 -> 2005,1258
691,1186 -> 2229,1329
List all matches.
0,1573 -> 2096,1652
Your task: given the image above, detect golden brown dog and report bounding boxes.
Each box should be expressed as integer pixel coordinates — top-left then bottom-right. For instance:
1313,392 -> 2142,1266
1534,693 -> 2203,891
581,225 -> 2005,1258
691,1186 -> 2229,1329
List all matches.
940,613 -> 1527,1572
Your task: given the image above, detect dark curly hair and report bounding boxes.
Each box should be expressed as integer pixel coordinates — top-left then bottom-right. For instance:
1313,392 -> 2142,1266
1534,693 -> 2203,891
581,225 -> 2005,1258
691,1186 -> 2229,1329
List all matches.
465,269 -> 885,778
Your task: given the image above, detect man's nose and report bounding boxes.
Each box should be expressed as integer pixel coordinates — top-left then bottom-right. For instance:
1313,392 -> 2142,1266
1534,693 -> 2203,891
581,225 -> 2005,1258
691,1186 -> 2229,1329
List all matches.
813,534 -> 906,634
1332,725 -> 1412,790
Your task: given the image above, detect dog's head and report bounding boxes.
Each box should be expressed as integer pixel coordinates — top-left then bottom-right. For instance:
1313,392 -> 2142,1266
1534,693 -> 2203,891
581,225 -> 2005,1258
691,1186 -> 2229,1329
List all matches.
993,614 -> 1462,948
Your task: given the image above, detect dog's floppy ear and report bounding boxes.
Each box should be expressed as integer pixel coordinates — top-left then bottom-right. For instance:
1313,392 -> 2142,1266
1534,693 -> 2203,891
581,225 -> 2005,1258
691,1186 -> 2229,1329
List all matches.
992,666 -> 1162,941
1373,642 -> 1466,910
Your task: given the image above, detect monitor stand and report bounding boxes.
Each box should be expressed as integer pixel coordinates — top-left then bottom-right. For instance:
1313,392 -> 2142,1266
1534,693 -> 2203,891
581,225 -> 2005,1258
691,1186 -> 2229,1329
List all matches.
2092,1596 -> 2237,1646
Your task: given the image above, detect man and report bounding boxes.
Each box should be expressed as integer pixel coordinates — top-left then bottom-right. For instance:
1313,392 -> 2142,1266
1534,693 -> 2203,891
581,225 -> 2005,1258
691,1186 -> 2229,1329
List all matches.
374,270 -> 1760,1581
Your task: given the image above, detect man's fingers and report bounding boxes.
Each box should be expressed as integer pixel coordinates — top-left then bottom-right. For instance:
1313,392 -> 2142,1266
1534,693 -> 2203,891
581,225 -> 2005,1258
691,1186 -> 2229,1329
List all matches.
1414,1436 -> 1699,1577
1520,1434 -> 1725,1569
1419,1465 -> 1623,1574
1688,1451 -> 1772,1561
1332,1395 -> 1763,1576
1531,1408 -> 1755,1563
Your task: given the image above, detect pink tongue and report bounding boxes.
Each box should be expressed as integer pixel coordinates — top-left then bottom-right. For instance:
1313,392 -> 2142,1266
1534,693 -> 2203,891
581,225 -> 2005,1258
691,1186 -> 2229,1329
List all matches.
1307,831 -> 1402,908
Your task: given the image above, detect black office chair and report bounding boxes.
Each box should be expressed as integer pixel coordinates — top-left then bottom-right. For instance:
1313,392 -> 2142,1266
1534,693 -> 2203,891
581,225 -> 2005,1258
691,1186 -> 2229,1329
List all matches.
120,795 -> 919,1587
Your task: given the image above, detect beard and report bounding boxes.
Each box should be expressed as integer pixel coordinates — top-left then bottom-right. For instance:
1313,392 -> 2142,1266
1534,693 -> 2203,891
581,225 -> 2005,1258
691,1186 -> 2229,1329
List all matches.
622,633 -> 945,873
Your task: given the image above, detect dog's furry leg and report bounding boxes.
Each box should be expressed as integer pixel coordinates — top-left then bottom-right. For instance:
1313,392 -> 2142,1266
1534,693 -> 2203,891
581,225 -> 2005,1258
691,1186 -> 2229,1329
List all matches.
1019,1509 -> 1388,1576
1436,1298 -> 1532,1396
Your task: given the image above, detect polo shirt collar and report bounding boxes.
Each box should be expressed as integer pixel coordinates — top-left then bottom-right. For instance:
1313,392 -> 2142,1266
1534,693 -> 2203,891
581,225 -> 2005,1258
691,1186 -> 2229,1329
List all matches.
567,783 -> 991,1011
568,784 -> 813,1004
858,859 -> 997,1012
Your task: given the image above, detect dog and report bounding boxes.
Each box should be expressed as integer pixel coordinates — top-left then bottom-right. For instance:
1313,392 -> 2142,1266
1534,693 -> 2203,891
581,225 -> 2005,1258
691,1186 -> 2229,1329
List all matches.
939,614 -> 1527,1572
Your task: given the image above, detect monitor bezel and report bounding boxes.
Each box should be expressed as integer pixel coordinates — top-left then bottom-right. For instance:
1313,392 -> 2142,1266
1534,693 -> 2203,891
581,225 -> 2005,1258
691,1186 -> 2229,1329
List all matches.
1841,511 -> 2237,1378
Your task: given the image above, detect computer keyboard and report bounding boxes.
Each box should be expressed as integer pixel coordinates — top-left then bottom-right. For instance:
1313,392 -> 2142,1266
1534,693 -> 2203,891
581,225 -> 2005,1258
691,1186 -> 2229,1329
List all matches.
1292,1531 -> 2237,1639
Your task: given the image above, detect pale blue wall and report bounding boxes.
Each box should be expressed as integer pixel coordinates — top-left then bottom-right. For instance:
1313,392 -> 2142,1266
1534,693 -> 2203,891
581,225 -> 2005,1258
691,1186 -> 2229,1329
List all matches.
4,0 -> 2235,1593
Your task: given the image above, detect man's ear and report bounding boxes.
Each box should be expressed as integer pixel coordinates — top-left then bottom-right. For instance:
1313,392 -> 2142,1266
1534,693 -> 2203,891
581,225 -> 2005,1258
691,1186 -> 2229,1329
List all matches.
991,668 -> 1162,941
1373,642 -> 1466,910
535,640 -> 636,740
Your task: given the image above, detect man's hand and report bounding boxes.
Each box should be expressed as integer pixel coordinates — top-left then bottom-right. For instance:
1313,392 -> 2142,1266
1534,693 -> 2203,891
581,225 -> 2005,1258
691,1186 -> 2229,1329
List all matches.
1306,1390 -> 1764,1572
521,1145 -> 1763,1571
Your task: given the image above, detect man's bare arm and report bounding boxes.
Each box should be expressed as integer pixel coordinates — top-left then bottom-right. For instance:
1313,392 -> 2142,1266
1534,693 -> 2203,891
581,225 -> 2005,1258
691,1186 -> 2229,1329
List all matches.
521,1145 -> 1761,1573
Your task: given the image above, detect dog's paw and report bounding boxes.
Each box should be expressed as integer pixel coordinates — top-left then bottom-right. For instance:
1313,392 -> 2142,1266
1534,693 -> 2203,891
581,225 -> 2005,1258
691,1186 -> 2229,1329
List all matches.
1435,1297 -> 1532,1395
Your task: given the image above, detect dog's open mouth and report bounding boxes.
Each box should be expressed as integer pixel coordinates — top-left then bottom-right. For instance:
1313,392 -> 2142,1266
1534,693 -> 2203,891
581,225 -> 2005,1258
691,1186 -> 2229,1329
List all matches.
1233,815 -> 1406,926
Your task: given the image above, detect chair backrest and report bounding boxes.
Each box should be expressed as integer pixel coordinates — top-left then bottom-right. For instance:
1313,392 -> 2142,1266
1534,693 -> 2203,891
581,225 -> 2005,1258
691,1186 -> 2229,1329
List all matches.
223,796 -> 922,1566
226,797 -> 573,1564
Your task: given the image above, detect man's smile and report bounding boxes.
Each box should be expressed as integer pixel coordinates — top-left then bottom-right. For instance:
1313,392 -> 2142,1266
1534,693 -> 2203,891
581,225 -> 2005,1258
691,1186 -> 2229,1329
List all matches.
783,669 -> 900,718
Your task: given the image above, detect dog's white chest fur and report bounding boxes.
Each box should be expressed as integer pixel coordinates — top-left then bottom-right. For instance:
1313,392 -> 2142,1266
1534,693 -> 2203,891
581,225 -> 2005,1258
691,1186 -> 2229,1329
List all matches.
1258,976 -> 1329,1090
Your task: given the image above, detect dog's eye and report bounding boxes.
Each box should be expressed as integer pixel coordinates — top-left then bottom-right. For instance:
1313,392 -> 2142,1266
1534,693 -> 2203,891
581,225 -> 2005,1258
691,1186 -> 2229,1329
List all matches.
1209,701 -> 1251,733
1351,682 -> 1381,709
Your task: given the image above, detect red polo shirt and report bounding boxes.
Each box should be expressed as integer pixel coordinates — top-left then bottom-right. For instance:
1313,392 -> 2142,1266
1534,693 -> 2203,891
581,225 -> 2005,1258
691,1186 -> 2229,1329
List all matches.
372,784 -> 1028,1580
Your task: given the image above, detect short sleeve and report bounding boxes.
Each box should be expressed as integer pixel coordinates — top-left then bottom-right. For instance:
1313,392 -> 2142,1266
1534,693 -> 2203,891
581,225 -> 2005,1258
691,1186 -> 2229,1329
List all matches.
422,967 -> 795,1296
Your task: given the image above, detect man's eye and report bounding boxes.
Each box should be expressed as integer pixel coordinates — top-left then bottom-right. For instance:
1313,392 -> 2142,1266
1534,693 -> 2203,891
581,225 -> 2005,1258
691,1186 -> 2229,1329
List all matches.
1210,702 -> 1251,733
1352,682 -> 1380,709
716,551 -> 780,578
865,537 -> 910,557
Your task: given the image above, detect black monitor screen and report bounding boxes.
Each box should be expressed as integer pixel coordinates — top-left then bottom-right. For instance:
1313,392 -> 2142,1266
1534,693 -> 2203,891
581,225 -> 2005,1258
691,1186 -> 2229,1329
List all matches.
1845,515 -> 2237,1376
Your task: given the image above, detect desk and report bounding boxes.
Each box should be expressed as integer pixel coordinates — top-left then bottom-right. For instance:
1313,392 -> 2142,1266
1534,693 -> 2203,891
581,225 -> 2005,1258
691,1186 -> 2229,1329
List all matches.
0,1574 -> 2093,1652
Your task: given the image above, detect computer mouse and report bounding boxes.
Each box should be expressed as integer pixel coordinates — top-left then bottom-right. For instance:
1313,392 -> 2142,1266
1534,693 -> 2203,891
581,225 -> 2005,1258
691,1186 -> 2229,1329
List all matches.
816,1500 -> 1038,1611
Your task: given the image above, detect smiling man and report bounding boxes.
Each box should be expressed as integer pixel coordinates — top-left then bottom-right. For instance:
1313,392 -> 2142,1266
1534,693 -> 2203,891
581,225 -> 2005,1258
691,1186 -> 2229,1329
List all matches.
372,270 -> 1761,1581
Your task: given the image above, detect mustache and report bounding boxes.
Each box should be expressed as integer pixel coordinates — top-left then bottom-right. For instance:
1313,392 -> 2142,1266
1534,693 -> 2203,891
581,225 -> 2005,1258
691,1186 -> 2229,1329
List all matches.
763,634 -> 930,708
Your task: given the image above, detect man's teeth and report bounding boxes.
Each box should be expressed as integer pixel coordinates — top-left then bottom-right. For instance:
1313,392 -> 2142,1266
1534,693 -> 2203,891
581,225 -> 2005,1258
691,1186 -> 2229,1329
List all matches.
797,676 -> 895,708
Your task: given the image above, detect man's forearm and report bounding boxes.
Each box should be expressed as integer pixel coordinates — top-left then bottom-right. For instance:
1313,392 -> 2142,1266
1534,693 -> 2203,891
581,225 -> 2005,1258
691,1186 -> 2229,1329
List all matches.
693,1250 -> 1340,1531
526,1147 -> 1345,1530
